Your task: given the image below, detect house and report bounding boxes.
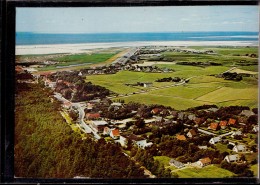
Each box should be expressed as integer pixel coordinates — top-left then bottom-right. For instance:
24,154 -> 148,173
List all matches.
209,136 -> 221,145
231,130 -> 243,138
239,110 -> 255,117
176,134 -> 186,141
188,114 -> 196,121
86,113 -> 101,120
110,128 -> 120,139
187,129 -> 197,138
194,117 -> 204,126
108,102 -> 123,111
143,82 -> 153,88
62,102 -> 72,109
197,157 -> 211,167
119,134 -> 152,149
228,118 -> 236,126
90,120 -> 108,133
151,108 -> 162,115
219,120 -> 227,129
224,154 -> 240,163
198,146 -> 208,150
86,103 -> 94,110
233,144 -> 247,152
169,159 -> 185,169
208,122 -> 219,131
103,127 -> 111,136
252,125 -> 259,133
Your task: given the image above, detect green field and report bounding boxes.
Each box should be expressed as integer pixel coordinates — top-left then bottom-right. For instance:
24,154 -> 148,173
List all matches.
250,164 -> 258,177
196,87 -> 257,103
37,53 -> 117,71
87,65 -> 257,110
175,165 -> 235,178
84,46 -> 258,110
154,156 -> 177,171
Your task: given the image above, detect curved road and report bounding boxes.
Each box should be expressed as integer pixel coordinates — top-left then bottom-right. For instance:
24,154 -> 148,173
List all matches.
54,92 -> 101,140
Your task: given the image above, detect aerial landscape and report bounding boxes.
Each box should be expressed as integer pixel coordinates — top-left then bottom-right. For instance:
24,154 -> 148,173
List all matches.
15,6 -> 258,179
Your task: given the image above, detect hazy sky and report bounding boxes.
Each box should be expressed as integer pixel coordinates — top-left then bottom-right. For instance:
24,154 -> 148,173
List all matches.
16,6 -> 258,33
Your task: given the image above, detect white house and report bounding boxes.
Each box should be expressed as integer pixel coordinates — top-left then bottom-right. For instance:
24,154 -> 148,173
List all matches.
209,136 -> 221,145
232,144 -> 247,153
231,130 -> 243,138
197,157 -> 211,167
252,125 -> 259,133
169,159 -> 185,169
119,134 -> 152,149
135,139 -> 153,149
224,154 -> 240,163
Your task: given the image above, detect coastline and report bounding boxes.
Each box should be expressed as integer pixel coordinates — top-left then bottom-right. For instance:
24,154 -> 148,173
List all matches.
16,41 -> 258,55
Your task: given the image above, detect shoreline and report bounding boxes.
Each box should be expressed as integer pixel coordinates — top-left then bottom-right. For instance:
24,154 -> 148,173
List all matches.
16,41 -> 258,55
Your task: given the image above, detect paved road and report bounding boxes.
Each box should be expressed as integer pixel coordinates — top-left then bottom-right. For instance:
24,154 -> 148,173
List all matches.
197,128 -> 216,136
54,93 -> 101,139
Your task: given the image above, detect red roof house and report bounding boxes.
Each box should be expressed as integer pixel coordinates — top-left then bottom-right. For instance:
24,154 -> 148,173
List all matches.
228,118 -> 236,125
110,129 -> 120,139
208,122 -> 219,131
219,120 -> 228,129
86,113 -> 101,120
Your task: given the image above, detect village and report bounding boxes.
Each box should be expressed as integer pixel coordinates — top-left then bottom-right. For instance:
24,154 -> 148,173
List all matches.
15,45 -> 258,178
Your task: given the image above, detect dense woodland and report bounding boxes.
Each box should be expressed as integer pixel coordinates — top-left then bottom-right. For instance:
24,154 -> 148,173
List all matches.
15,82 -> 145,178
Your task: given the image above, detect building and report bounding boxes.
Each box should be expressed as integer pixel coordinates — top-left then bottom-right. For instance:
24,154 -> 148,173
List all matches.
110,128 -> 120,139
90,120 -> 108,133
187,129 -> 197,138
252,125 -> 259,133
169,159 -> 185,169
231,130 -> 243,138
62,102 -> 72,109
239,110 -> 255,117
228,118 -> 236,126
103,127 -> 111,136
224,154 -> 240,163
86,113 -> 101,120
176,134 -> 186,141
143,82 -> 153,88
119,134 -> 152,149
209,136 -> 221,145
151,108 -> 162,114
208,122 -> 219,131
233,144 -> 247,153
219,120 -> 228,129
197,157 -> 211,167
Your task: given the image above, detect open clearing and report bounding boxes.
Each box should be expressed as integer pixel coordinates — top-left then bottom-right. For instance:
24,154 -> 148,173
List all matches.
174,165 -> 234,178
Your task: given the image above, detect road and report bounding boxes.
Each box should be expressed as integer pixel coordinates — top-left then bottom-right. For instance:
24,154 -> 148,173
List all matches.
197,128 -> 216,136
54,92 -> 101,140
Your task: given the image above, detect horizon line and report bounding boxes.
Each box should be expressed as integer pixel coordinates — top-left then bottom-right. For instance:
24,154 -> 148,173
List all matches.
16,31 -> 259,34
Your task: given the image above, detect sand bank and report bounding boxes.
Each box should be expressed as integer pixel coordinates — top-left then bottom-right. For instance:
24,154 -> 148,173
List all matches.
16,41 -> 258,55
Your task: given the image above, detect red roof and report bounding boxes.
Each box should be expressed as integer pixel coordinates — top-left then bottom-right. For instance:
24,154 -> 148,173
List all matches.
111,129 -> 120,137
176,135 -> 186,141
228,118 -> 236,125
219,120 -> 227,127
86,113 -> 100,119
209,122 -> 219,130
15,66 -> 24,72
151,108 -> 161,114
199,157 -> 211,164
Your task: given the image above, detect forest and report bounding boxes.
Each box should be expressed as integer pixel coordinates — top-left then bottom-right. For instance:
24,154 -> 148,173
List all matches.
15,82 -> 145,178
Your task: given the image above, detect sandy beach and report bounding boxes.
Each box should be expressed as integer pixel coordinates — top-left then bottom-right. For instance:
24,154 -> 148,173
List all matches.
16,41 -> 258,55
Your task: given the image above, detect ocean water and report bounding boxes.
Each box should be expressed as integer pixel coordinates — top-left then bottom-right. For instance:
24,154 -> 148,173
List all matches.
16,32 -> 258,45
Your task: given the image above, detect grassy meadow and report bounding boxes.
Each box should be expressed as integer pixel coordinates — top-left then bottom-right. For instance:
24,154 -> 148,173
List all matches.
87,46 -> 258,110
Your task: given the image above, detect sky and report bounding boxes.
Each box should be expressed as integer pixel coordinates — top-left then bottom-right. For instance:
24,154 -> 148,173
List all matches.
16,6 -> 258,33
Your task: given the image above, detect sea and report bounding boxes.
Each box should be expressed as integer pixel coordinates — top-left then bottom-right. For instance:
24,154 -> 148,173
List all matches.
16,32 -> 258,45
